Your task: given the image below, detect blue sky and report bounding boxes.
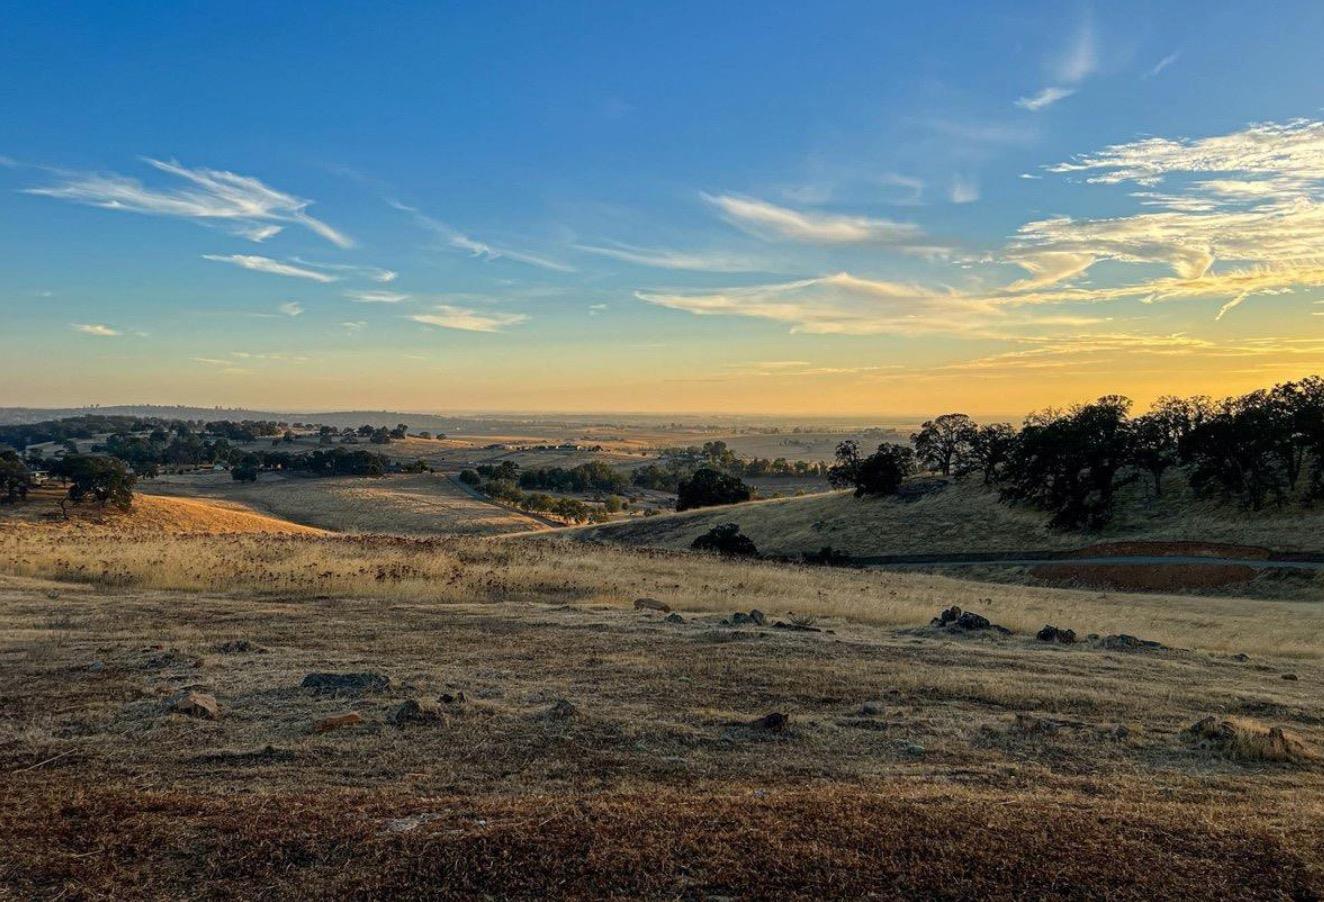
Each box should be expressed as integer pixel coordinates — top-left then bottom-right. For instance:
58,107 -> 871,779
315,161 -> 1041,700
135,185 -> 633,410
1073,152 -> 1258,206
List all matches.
4,2 -> 1324,415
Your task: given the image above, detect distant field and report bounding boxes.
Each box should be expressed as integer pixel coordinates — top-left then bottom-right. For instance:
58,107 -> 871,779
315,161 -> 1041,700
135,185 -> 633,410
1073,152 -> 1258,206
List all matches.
577,473 -> 1324,558
0,487 -> 323,537
140,471 -> 546,536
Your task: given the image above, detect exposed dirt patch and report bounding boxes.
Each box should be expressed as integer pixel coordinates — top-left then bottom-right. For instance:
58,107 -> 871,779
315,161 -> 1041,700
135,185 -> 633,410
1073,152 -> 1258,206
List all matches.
1031,562 -> 1258,591
1066,540 -> 1274,560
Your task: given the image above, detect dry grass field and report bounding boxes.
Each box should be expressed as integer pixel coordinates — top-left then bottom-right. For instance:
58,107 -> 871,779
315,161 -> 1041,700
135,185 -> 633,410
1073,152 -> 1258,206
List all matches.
141,471 -> 546,536
1,514 -> 1322,895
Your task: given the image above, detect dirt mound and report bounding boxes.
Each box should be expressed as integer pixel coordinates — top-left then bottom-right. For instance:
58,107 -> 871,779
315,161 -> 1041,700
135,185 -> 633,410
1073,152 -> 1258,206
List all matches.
1030,562 -> 1257,592
1065,540 -> 1273,560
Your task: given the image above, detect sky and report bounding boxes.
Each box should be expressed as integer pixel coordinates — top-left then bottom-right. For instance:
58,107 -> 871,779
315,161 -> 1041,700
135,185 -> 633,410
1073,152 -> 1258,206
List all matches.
4,2 -> 1324,418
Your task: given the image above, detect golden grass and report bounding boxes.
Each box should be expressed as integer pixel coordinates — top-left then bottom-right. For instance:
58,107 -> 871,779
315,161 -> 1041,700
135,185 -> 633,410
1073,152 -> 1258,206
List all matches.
0,491 -> 324,536
142,471 -> 545,536
1,524 -> 1321,657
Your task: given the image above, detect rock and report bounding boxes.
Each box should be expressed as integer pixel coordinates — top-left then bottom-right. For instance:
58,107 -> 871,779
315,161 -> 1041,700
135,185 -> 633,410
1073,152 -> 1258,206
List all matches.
46,590 -> 60,600
931,606 -> 1011,635
215,639 -> 264,654
548,699 -> 578,719
1036,625 -> 1077,644
169,690 -> 218,720
749,711 -> 788,733
1230,653 -> 1250,662
859,702 -> 884,716
664,612 -> 685,624
904,742 -> 926,757
748,609 -> 767,627
313,712 -> 364,734
634,598 -> 671,613
730,612 -> 754,625
1098,634 -> 1165,652
301,672 -> 391,695
438,691 -> 467,704
87,660 -> 105,673
390,699 -> 444,725
1283,673 -> 1299,681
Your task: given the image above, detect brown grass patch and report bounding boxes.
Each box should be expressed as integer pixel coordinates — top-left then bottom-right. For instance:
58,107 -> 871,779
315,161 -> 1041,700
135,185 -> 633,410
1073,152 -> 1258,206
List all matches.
3,781 -> 1321,899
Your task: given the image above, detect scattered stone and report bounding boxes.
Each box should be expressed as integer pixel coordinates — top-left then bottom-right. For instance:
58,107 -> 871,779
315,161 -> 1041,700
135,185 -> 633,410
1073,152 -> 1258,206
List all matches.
301,672 -> 391,696
664,612 -> 685,624
390,699 -> 444,725
772,621 -> 822,633
748,609 -> 767,627
169,690 -> 218,720
438,691 -> 467,704
904,742 -> 926,757
1230,653 -> 1251,662
634,597 -> 671,613
1097,634 -> 1166,652
749,711 -> 789,733
728,612 -> 754,625
1012,713 -> 1061,735
1185,715 -> 1315,764
215,639 -> 264,654
548,699 -> 578,719
313,712 -> 364,734
859,702 -> 885,716
1283,673 -> 1299,681
46,590 -> 60,600
144,649 -> 193,670
930,606 -> 1011,635
1036,625 -> 1077,644
382,813 -> 442,834
87,660 -> 105,673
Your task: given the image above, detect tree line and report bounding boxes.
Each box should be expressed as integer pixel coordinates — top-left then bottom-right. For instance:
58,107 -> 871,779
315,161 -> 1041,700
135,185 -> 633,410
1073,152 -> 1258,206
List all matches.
829,376 -> 1324,529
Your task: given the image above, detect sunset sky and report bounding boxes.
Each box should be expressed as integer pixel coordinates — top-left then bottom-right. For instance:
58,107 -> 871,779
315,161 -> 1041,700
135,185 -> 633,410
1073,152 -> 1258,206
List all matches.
5,2 -> 1324,417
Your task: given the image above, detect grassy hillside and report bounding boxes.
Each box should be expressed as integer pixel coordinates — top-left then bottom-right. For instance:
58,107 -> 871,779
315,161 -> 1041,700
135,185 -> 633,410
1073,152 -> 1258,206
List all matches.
0,488 -> 323,536
578,473 -> 1324,556
141,471 -> 546,536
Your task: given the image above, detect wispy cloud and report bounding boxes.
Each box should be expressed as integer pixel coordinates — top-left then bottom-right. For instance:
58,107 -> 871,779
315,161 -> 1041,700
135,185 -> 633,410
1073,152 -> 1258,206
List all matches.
202,254 -> 338,283
278,301 -> 304,317
345,289 -> 410,303
574,241 -> 768,272
704,193 -> 922,244
1014,86 -> 1076,111
948,174 -> 980,204
408,305 -> 528,333
1145,51 -> 1180,78
291,259 -> 398,282
71,323 -> 120,337
26,158 -> 352,247
391,200 -> 574,272
340,321 -> 366,333
1015,13 -> 1096,111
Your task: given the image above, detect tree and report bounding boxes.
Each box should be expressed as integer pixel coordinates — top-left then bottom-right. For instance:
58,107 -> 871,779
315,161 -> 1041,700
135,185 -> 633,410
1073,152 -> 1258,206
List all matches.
1001,396 -> 1133,529
911,413 -> 974,476
851,444 -> 916,497
690,523 -> 759,557
231,454 -> 260,483
827,440 -> 862,489
676,467 -> 752,512
966,423 -> 1015,484
0,451 -> 32,503
55,454 -> 136,510
1129,413 -> 1177,496
458,469 -> 481,486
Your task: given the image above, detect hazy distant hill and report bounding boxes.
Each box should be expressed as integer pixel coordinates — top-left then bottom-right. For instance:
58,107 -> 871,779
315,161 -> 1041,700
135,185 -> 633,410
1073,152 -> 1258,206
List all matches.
0,405 -> 464,431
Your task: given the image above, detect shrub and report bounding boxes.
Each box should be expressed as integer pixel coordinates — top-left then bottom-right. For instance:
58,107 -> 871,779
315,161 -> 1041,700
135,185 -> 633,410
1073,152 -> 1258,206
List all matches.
690,523 -> 758,557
